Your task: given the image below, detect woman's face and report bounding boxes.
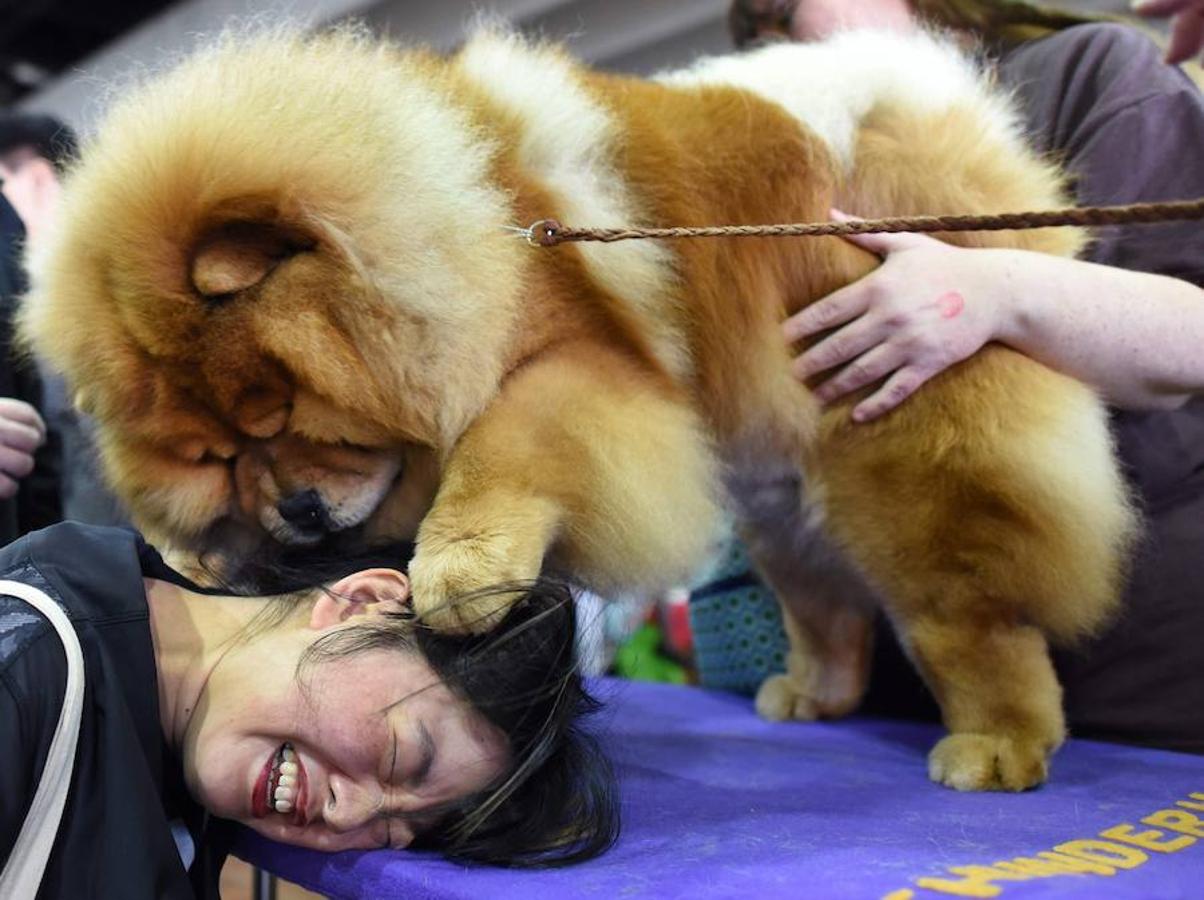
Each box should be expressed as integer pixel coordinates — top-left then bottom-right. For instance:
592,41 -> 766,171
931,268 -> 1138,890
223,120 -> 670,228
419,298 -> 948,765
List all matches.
749,0 -> 917,43
180,579 -> 508,851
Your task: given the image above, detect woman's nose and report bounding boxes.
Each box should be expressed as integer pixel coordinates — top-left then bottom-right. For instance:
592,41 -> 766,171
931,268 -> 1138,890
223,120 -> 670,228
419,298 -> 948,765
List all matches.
322,773 -> 380,834
321,775 -> 418,847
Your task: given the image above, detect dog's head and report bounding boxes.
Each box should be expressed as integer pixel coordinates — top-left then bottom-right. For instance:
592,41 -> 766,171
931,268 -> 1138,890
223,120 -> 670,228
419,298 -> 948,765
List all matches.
21,27 -> 527,557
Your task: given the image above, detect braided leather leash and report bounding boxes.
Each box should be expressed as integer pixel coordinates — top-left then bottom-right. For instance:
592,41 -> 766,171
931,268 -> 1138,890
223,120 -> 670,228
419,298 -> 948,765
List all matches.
522,197 -> 1204,247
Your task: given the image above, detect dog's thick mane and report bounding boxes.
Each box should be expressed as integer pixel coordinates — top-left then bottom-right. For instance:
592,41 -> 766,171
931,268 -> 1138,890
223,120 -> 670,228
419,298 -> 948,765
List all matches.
455,30 -> 689,383
23,26 -> 527,447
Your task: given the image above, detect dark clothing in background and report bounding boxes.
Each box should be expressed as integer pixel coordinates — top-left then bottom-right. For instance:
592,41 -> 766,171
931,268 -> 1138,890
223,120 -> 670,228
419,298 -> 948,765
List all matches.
40,372 -> 129,526
0,196 -> 60,543
0,523 -> 228,898
863,24 -> 1204,753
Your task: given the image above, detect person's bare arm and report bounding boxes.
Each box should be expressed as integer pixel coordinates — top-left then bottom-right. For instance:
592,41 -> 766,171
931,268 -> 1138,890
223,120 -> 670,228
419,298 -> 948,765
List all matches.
785,226 -> 1204,421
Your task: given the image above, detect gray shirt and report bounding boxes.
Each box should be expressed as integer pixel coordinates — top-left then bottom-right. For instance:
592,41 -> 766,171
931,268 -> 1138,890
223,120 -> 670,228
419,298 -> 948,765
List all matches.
998,24 -> 1204,752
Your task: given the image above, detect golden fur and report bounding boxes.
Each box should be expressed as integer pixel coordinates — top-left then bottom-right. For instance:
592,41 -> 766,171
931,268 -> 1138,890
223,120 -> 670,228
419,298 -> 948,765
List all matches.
21,26 -> 1137,791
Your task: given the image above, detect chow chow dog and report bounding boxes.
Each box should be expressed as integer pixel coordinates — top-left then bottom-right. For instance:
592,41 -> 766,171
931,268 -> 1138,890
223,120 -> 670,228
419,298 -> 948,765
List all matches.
21,25 -> 1136,790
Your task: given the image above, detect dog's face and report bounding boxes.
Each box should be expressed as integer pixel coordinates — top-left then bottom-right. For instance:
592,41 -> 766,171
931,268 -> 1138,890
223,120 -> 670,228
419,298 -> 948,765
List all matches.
21,29 -> 527,557
68,212 -> 442,554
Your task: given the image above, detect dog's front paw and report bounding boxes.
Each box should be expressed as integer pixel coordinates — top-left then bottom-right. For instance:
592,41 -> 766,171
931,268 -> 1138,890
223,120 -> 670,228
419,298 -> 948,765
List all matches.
928,733 -> 1051,791
408,529 -> 544,634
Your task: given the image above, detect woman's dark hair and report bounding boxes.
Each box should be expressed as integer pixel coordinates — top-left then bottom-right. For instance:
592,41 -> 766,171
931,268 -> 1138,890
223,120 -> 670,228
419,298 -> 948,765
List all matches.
219,541 -> 619,867
409,581 -> 617,866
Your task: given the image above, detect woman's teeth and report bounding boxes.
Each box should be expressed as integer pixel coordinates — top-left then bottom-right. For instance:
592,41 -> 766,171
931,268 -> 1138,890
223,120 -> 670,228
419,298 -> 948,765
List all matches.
273,744 -> 299,813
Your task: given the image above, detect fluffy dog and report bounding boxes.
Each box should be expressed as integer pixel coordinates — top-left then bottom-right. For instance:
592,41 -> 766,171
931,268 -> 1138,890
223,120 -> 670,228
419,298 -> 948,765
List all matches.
22,26 -> 1136,790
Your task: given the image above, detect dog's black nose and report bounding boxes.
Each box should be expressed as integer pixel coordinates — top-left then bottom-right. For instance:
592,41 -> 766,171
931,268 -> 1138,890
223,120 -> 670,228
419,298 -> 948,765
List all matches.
277,489 -> 328,534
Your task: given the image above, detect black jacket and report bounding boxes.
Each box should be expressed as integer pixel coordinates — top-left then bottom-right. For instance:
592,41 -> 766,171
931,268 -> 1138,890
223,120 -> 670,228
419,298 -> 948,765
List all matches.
0,523 -> 227,898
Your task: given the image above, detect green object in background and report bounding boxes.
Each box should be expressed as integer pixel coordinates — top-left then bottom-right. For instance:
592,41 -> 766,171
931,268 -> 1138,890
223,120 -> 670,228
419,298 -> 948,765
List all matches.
613,623 -> 688,684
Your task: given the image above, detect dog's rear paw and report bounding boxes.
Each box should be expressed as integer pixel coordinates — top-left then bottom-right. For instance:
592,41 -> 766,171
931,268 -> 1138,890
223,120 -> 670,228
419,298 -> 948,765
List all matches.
928,733 -> 1051,791
755,674 -> 821,722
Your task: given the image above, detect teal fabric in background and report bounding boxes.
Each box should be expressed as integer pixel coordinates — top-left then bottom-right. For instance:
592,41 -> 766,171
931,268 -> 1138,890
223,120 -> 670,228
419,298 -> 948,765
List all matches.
687,539 -> 787,696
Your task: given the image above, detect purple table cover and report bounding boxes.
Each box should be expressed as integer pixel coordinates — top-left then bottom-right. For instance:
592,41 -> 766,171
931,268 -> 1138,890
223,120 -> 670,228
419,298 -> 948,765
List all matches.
235,679 -> 1204,899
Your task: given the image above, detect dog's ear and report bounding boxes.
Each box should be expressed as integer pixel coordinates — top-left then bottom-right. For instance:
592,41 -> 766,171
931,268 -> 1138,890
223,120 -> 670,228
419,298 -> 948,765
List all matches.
190,221 -> 316,298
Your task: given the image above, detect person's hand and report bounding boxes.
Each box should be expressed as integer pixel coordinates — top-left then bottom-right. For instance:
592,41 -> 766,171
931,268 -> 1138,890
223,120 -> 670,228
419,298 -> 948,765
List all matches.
1133,0 -> 1204,65
0,156 -> 61,246
783,213 -> 1006,422
0,398 -> 46,498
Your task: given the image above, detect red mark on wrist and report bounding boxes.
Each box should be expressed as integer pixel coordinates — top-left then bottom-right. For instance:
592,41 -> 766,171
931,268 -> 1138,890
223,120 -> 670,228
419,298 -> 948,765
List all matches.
935,291 -> 965,319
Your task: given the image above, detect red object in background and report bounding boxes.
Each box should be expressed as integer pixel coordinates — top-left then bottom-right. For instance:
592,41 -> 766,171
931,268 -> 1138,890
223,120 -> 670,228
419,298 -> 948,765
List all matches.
661,587 -> 693,658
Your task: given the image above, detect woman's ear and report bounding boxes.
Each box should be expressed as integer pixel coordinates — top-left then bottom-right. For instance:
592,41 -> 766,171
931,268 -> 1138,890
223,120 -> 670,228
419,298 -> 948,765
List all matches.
308,568 -> 411,629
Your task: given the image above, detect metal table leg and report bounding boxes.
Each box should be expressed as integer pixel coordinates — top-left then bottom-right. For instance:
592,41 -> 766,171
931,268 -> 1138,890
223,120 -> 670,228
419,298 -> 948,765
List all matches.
252,867 -> 277,900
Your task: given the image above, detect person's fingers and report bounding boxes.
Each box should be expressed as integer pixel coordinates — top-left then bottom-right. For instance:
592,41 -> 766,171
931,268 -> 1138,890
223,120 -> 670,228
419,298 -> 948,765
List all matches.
1131,0 -> 1194,17
851,366 -> 934,422
0,445 -> 34,480
793,315 -> 888,381
0,416 -> 43,455
830,208 -> 934,257
0,471 -> 17,500
812,343 -> 907,405
783,280 -> 872,341
1165,8 -> 1204,64
0,398 -> 46,441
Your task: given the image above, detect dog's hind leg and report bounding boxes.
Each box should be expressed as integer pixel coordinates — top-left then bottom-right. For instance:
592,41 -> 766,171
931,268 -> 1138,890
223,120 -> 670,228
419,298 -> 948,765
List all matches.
809,349 -> 1134,789
892,610 -> 1065,792
731,470 -> 879,721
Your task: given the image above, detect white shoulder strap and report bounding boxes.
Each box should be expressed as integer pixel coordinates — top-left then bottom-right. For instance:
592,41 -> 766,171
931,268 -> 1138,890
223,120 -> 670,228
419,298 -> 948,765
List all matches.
0,579 -> 86,900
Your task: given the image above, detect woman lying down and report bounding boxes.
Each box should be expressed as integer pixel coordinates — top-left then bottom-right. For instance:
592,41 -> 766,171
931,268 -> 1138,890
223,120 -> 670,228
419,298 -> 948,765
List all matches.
0,522 -> 617,898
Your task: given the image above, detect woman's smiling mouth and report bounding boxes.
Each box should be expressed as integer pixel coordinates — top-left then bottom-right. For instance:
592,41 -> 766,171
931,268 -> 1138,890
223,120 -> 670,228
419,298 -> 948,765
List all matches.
252,742 -> 308,825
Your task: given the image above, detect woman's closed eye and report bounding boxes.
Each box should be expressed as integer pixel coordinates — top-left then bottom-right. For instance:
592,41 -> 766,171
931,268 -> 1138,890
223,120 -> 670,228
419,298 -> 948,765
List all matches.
411,722 -> 436,786
389,721 -> 436,788
388,730 -> 399,783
